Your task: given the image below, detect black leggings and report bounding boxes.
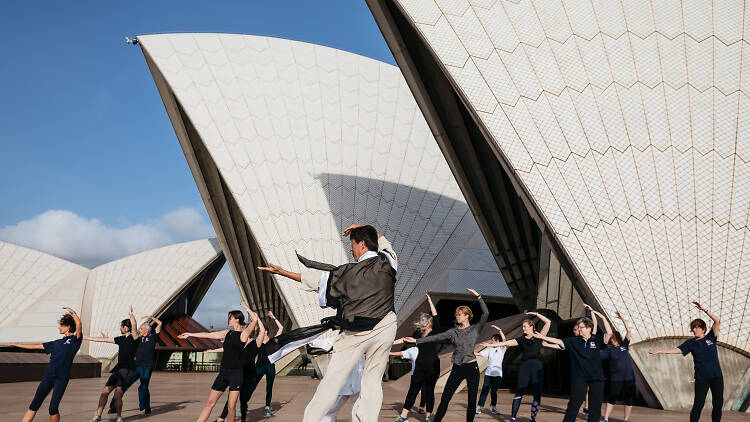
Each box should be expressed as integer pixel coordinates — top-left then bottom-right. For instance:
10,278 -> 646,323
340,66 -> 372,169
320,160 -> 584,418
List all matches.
220,366 -> 256,420
563,379 -> 604,422
512,359 -> 543,420
29,377 -> 69,415
403,369 -> 438,413
433,362 -> 480,422
249,364 -> 275,407
691,377 -> 723,422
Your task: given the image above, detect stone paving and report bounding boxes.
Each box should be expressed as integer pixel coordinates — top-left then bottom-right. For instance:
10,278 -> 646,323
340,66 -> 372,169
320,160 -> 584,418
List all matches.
0,372 -> 746,421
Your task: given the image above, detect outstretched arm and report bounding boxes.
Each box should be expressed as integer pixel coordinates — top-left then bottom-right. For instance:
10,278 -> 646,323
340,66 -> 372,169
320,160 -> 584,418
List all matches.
532,332 -> 564,348
257,264 -> 301,283
527,311 -> 552,336
128,306 -> 138,340
543,341 -> 562,350
390,351 -> 404,357
491,325 -> 507,342
178,329 -> 229,340
84,332 -> 116,344
146,316 -> 163,334
410,328 -> 453,345
649,348 -> 682,355
9,343 -> 45,350
615,311 -> 631,341
592,310 -> 612,343
426,293 -> 437,316
63,307 -> 82,339
693,301 -> 720,337
393,338 -> 405,346
268,311 -> 283,336
203,347 -> 224,354
482,339 -> 518,348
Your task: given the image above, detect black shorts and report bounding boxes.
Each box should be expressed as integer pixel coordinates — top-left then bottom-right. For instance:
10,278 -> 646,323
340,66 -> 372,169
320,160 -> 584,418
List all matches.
607,380 -> 635,405
211,368 -> 243,392
517,358 -> 543,389
106,368 -> 136,388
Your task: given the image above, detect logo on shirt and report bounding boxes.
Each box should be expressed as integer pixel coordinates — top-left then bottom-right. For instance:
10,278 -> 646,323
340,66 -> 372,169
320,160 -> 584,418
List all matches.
64,338 -> 71,345
588,342 -> 597,349
705,339 -> 714,346
619,346 -> 626,352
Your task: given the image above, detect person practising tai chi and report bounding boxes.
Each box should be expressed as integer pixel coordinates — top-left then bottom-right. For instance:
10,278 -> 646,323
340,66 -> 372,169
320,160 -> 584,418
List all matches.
601,311 -> 635,422
246,311 -> 283,417
7,307 -> 82,422
533,312 -> 611,422
649,301 -> 723,422
483,311 -> 551,422
476,325 -> 507,415
258,224 -> 399,422
391,292 -> 441,422
106,315 -> 162,415
179,302 -> 259,422
402,288 -> 488,422
86,306 -> 139,422
211,311 -> 265,422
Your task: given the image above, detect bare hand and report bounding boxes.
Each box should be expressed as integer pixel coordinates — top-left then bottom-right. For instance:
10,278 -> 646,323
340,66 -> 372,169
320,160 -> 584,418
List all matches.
526,311 -> 538,317
403,337 -> 417,343
531,332 -> 543,339
257,264 -> 284,275
62,307 -> 75,315
692,301 -> 705,312
240,301 -> 250,310
178,333 -> 191,339
129,305 -> 134,315
648,349 -> 658,354
491,324 -> 502,331
267,311 -> 275,318
426,292 -> 431,300
342,224 -> 365,237
466,288 -> 480,297
100,331 -> 107,338
615,311 -> 623,319
583,304 -> 592,311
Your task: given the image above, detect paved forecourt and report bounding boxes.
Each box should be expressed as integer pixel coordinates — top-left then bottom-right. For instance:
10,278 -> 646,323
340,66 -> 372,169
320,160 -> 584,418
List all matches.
0,372 -> 746,421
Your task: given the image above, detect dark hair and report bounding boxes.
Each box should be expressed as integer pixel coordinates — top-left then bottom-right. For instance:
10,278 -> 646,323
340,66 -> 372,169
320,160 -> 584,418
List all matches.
690,318 -> 706,331
228,310 -> 245,325
491,334 -> 501,342
349,225 -> 378,252
59,314 -> 76,333
610,330 -> 623,345
576,317 -> 594,330
121,319 -> 132,331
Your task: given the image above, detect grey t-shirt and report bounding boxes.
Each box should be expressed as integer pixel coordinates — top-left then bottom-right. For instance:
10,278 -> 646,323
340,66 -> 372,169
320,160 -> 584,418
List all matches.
416,298 -> 488,365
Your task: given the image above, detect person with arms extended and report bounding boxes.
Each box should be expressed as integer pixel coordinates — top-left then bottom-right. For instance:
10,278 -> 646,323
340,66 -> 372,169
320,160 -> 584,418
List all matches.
258,224 -> 398,422
476,325 -> 507,415
601,311 -> 635,422
402,288 -> 487,422
391,292 -> 441,422
86,306 -> 139,422
650,301 -> 723,422
246,311 -> 283,417
179,301 -> 260,422
7,307 -> 82,422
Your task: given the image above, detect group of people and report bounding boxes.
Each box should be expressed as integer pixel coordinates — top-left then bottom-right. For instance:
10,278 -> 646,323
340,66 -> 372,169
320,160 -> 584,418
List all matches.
7,223 -> 726,422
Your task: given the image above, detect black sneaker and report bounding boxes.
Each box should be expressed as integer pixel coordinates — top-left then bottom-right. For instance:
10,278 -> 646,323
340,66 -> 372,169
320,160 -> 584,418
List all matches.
583,408 -> 589,415
144,408 -> 152,415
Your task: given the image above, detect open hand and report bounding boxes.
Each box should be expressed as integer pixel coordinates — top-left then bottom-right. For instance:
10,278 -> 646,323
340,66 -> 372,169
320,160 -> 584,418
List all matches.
100,331 -> 107,338
692,301 -> 705,312
402,337 -> 417,343
526,311 -> 538,317
491,324 -> 502,331
466,288 -> 480,297
615,311 -> 623,319
648,349 -> 658,354
583,304 -> 592,311
129,305 -> 134,315
178,333 -> 191,339
240,301 -> 250,310
62,307 -> 76,315
342,224 -> 366,237
257,264 -> 284,275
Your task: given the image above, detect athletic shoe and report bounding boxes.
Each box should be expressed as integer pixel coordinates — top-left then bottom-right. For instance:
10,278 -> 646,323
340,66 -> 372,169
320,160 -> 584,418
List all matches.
264,407 -> 272,417
476,407 -> 482,414
510,418 -> 516,422
89,417 -> 101,422
395,417 -> 407,422
145,408 -> 152,415
603,420 -> 609,422
583,408 -> 589,415
491,407 -> 499,414
425,417 -> 431,422
418,408 -> 425,414
115,417 -> 124,422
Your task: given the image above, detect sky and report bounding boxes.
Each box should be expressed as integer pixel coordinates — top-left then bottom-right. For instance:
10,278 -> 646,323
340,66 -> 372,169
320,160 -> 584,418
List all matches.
0,1 -> 396,329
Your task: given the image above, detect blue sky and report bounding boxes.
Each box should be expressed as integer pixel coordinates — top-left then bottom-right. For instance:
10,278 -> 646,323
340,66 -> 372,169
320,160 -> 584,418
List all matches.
0,1 -> 395,328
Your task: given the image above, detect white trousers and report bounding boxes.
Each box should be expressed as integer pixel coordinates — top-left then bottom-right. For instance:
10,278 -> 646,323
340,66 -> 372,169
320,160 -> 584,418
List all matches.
303,312 -> 397,422
321,393 -> 360,422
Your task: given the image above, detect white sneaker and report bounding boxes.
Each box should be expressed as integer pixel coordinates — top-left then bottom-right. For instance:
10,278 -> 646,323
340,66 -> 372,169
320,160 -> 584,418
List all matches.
115,417 -> 124,422
89,417 -> 101,422
475,407 -> 481,414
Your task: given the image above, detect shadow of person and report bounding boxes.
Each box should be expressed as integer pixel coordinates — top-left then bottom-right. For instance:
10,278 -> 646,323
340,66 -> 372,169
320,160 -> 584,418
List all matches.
245,401 -> 287,419
121,400 -> 196,419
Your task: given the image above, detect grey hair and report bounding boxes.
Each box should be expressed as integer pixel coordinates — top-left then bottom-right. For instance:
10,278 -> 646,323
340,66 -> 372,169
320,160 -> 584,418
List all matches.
414,313 -> 433,333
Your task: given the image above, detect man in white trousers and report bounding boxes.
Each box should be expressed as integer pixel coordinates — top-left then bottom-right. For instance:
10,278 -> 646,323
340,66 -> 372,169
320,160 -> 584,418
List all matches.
258,224 -> 398,422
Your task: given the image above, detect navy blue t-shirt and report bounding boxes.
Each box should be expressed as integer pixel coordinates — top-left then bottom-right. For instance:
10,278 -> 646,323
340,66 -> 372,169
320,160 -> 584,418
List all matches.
562,336 -> 605,381
113,335 -> 138,371
135,332 -> 158,367
43,335 -> 82,379
600,338 -> 634,381
678,329 -> 722,380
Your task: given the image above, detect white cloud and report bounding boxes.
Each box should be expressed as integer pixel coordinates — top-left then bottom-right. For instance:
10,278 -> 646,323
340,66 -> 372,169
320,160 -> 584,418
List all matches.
192,267 -> 240,330
0,207 -> 214,268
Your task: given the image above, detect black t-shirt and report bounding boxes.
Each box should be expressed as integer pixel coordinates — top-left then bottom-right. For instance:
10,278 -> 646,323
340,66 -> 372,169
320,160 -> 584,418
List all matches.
221,330 -> 245,370
414,315 -> 441,372
516,335 -> 542,360
242,340 -> 260,368
678,329 -> 722,380
256,343 -> 272,367
562,336 -> 604,381
114,335 -> 138,371
600,338 -> 634,381
43,335 -> 82,379
135,332 -> 158,367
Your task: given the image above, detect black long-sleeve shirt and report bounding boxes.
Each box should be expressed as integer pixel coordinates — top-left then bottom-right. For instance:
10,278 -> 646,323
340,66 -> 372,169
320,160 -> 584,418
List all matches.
416,297 -> 488,365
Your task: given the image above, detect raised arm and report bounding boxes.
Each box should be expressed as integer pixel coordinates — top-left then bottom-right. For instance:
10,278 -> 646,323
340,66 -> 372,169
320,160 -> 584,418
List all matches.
146,316 -> 163,334
255,314 -> 267,347
128,306 -> 138,340
268,311 -> 283,336
527,311 -> 551,336
466,288 -> 488,327
592,310 -> 612,343
84,332 -> 116,344
239,302 -> 259,344
491,325 -> 507,342
583,304 -> 597,334
63,307 -> 82,339
257,264 -> 302,283
649,348 -> 682,355
532,332 -> 564,348
9,343 -> 45,350
426,293 -> 437,316
693,301 -> 720,337
615,311 -> 631,340
178,329 -> 229,340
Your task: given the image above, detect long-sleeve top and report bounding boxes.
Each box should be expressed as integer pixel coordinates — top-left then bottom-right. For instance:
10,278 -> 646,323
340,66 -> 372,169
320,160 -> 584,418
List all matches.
416,297 -> 488,365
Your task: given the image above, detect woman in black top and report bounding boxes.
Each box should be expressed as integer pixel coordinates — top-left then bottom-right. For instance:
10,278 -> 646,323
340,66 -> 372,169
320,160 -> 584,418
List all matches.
393,293 -> 441,422
403,288 -> 488,422
180,301 -> 258,422
245,310 -> 284,417
211,313 -> 267,422
484,311 -> 551,422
